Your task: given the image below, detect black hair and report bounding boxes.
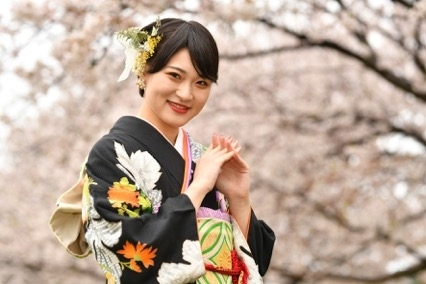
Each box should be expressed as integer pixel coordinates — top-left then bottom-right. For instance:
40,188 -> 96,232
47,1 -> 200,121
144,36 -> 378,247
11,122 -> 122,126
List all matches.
138,18 -> 219,97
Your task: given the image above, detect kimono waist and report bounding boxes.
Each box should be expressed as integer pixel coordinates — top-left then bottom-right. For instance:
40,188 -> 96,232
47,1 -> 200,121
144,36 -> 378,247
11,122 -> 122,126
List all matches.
196,207 -> 249,284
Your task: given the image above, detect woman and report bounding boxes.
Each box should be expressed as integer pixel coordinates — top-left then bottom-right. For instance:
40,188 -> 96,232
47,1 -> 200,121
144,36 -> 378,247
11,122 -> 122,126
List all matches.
55,17 -> 275,283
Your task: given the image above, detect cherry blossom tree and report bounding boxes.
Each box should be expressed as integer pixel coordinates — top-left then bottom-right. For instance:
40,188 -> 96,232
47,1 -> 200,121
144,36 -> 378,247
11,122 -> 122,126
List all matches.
1,0 -> 425,283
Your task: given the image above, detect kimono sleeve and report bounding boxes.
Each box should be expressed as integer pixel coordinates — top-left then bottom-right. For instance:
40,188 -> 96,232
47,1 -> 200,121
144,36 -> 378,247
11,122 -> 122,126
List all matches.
246,210 -> 276,276
83,139 -> 205,284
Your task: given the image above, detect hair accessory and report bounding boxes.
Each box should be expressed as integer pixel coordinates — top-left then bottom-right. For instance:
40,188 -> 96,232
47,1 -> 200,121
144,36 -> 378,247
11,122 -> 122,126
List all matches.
115,17 -> 162,87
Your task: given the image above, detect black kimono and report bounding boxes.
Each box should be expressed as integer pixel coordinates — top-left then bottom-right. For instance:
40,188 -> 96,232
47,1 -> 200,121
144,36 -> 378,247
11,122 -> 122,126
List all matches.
81,116 -> 275,283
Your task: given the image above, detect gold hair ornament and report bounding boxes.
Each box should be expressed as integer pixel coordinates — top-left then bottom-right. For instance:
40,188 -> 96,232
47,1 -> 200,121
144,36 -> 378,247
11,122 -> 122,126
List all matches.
115,17 -> 162,88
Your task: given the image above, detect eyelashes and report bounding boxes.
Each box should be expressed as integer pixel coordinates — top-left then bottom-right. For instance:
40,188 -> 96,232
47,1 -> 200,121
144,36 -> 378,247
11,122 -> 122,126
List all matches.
166,72 -> 210,87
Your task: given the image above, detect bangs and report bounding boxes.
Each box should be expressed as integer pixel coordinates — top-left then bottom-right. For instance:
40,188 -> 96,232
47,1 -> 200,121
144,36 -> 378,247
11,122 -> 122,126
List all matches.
146,19 -> 219,82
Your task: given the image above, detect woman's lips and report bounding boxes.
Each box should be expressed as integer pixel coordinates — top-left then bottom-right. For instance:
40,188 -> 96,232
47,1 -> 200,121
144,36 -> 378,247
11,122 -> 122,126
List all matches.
169,101 -> 189,114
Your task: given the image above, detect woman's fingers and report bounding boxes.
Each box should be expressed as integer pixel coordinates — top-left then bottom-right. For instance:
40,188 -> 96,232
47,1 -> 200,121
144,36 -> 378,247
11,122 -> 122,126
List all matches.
225,136 -> 240,154
212,134 -> 241,153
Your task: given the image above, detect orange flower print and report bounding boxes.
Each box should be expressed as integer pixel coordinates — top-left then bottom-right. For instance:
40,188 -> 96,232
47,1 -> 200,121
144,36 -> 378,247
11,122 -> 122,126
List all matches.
129,259 -> 142,273
107,177 -> 153,217
118,241 -> 157,272
108,177 -> 139,208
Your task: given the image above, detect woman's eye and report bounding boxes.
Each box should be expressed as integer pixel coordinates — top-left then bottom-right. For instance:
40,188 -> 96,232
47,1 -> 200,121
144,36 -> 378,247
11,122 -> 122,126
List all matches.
197,80 -> 209,87
168,72 -> 180,79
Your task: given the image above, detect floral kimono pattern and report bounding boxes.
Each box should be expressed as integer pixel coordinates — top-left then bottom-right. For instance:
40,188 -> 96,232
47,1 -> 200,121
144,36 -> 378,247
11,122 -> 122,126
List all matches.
81,116 -> 275,283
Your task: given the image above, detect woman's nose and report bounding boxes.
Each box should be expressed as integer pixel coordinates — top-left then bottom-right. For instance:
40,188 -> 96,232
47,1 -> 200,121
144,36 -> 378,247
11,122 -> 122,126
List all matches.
177,83 -> 193,100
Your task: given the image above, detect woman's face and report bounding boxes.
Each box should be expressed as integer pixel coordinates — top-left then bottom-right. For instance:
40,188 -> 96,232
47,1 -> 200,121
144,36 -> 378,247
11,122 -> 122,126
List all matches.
140,48 -> 212,137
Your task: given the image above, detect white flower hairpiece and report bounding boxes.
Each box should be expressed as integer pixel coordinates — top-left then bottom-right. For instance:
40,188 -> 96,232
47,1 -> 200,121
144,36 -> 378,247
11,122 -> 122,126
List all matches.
115,17 -> 162,87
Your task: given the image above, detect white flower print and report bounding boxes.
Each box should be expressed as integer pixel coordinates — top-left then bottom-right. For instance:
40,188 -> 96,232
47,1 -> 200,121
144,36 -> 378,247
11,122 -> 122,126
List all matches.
114,141 -> 163,213
157,240 -> 205,283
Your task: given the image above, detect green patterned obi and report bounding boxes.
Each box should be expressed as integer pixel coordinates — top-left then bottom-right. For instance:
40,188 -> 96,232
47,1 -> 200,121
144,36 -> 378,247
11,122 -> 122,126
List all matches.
197,207 -> 249,284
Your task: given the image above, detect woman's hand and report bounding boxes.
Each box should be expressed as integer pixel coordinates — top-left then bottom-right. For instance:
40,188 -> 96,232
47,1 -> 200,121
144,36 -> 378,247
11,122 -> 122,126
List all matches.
184,139 -> 235,210
213,134 -> 250,200
213,134 -> 252,238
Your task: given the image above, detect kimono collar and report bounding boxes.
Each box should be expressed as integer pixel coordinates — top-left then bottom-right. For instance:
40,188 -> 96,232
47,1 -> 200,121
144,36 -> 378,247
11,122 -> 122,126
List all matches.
132,118 -> 191,192
134,118 -> 191,192
110,116 -> 189,195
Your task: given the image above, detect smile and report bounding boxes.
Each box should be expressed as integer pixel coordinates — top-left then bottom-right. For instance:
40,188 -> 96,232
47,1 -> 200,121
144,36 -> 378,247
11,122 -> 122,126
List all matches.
169,101 -> 190,113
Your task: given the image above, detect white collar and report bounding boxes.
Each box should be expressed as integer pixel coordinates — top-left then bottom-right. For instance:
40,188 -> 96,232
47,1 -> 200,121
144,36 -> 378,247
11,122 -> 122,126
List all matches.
174,128 -> 184,157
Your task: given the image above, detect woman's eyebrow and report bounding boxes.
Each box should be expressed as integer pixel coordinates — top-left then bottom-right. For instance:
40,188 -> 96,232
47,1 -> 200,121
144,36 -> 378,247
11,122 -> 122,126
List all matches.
165,66 -> 186,74
165,65 -> 207,80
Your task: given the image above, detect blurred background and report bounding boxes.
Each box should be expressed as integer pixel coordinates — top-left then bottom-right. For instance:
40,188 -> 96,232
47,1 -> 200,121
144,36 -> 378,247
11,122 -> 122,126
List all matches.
1,0 -> 426,283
